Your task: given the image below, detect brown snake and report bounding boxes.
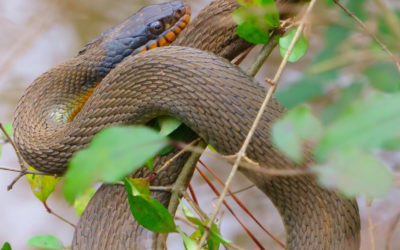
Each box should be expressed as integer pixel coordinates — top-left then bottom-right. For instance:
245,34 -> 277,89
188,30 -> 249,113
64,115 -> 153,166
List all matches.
13,0 -> 361,249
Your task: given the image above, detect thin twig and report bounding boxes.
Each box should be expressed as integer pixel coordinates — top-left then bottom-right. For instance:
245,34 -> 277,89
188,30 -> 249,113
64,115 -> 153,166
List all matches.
1,165 -> 57,190
175,214 -> 199,229
188,183 -> 199,205
197,1 -> 317,247
42,202 -> 75,228
149,185 -> 173,192
167,140 -> 207,215
385,210 -> 400,250
218,184 -> 255,198
0,123 -> 26,171
198,160 -> 285,248
7,173 -> 25,191
174,142 -> 309,176
232,45 -> 255,65
182,191 -> 208,221
154,140 -> 207,249
196,166 -> 265,249
246,39 -> 279,77
366,199 -> 376,250
372,0 -> 400,41
155,138 -> 201,175
333,0 -> 400,72
0,166 -> 53,176
181,191 -> 244,250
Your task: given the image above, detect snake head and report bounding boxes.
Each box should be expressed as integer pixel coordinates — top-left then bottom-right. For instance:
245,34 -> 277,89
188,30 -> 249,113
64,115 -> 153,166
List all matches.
78,1 -> 191,66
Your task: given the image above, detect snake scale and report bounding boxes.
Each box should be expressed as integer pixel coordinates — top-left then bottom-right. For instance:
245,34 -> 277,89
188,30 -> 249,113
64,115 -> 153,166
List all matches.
13,0 -> 361,249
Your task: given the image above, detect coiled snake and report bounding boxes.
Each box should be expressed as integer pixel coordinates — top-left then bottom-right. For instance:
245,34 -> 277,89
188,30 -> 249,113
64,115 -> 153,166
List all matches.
13,0 -> 361,249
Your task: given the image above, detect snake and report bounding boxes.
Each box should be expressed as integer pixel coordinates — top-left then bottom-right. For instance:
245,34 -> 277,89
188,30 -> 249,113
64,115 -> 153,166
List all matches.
13,0 -> 361,249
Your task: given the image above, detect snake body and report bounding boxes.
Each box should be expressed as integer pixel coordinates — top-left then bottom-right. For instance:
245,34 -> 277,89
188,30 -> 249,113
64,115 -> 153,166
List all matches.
13,0 -> 361,249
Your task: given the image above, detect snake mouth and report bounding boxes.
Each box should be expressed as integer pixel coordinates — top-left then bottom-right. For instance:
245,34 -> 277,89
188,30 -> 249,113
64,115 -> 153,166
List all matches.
138,4 -> 191,52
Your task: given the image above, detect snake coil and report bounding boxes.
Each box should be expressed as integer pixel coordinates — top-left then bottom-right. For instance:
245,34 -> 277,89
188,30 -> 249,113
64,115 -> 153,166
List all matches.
13,0 -> 361,249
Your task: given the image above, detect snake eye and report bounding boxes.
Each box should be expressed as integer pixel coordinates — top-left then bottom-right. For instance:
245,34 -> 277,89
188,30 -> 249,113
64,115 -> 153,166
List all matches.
149,21 -> 164,35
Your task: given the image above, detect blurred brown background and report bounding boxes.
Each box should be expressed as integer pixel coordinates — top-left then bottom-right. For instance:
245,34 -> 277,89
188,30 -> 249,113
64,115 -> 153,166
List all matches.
0,0 -> 399,249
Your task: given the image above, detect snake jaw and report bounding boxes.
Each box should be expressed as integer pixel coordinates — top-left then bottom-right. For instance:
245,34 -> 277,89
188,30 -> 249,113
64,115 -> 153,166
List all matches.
137,4 -> 191,53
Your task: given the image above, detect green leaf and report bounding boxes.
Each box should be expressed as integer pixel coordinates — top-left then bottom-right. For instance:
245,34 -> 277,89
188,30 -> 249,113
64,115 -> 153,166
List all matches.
27,235 -> 64,249
272,117 -> 302,162
63,126 -> 168,203
279,28 -> 309,62
209,223 -> 231,246
158,116 -> 182,136
381,137 -> 400,150
124,179 -> 176,233
1,242 -> 11,250
233,0 -> 279,44
125,177 -> 150,196
272,105 -> 323,163
26,166 -> 59,203
275,75 -> 326,109
73,187 -> 96,217
180,200 -> 203,226
315,93 -> 400,161
322,83 -> 364,124
314,149 -> 393,198
177,227 -> 197,250
366,63 -> 400,93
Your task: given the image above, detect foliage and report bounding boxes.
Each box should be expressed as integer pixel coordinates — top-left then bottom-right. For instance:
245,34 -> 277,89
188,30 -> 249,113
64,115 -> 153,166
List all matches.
233,0 -> 280,44
27,235 -> 64,250
124,178 -> 176,233
272,0 -> 400,198
279,27 -> 309,62
73,187 -> 96,217
26,166 -> 59,203
179,200 -> 231,249
1,242 -> 11,250
63,126 -> 168,203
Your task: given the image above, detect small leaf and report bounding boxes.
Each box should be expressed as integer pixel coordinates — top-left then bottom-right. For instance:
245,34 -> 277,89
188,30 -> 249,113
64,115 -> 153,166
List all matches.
124,179 -> 176,233
381,137 -> 400,150
315,93 -> 400,161
209,223 -> 231,245
272,105 -> 323,163
366,63 -> 400,93
275,75 -> 327,109
63,126 -> 168,203
233,0 -> 280,44
73,187 -> 96,217
158,116 -> 182,136
313,149 -> 393,198
279,27 -> 309,62
177,227 -> 197,250
1,242 -> 11,250
272,118 -> 302,162
322,83 -> 363,124
27,166 -> 59,203
180,200 -> 203,226
27,235 -> 64,249
125,177 -> 150,196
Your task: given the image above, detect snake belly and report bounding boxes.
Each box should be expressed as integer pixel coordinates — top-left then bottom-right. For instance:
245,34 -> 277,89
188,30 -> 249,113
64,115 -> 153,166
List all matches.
13,0 -> 361,249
